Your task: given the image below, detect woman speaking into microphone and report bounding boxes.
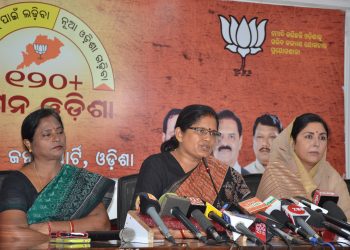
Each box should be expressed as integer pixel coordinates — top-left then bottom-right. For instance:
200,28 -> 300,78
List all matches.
133,104 -> 250,210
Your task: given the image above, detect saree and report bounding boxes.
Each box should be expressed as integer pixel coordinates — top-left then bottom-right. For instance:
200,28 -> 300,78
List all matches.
172,156 -> 250,209
27,164 -> 115,224
256,120 -> 350,219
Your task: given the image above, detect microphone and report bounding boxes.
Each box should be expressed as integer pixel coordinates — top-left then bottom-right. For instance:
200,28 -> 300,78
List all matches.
87,228 -> 135,242
159,193 -> 190,217
138,192 -> 176,244
204,202 -> 238,233
295,197 -> 350,231
322,201 -> 350,231
202,157 -> 219,199
302,207 -> 325,228
186,197 -> 206,217
270,210 -> 312,242
263,196 -> 282,214
191,209 -> 223,243
223,210 -> 263,245
312,189 -> 339,206
293,197 -> 328,214
283,203 -> 323,243
323,201 -> 347,221
282,203 -> 323,243
158,193 -> 206,242
322,221 -> 350,241
170,206 -> 206,242
254,216 -> 303,245
235,222 -> 264,245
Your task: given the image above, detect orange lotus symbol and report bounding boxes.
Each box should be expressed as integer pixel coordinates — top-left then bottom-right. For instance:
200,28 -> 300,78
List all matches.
33,43 -> 48,59
219,15 -> 268,76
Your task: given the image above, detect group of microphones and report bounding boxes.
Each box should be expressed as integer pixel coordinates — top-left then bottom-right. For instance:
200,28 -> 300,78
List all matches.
136,189 -> 350,246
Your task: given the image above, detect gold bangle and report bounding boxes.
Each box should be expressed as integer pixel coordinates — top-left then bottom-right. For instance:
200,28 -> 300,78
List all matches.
69,220 -> 74,232
47,221 -> 52,234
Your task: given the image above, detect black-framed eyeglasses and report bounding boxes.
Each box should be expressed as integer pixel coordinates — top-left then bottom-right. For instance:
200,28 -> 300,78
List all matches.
188,127 -> 221,137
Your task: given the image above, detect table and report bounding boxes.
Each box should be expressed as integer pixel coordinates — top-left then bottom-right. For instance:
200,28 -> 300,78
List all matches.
1,237 -> 350,249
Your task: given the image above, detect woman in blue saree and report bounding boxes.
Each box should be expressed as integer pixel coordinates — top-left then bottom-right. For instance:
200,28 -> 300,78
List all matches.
0,108 -> 114,242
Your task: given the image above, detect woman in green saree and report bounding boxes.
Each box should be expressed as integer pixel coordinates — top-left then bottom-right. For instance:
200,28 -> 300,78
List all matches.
0,108 -> 114,242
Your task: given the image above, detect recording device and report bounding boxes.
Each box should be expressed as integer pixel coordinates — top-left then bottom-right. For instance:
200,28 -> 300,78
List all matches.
86,228 -> 135,242
138,192 -> 176,244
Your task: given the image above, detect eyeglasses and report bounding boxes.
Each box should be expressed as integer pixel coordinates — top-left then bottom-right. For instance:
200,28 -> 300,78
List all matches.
188,127 -> 221,137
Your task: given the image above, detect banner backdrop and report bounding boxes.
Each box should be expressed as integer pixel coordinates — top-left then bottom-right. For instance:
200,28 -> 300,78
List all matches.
0,0 -> 345,178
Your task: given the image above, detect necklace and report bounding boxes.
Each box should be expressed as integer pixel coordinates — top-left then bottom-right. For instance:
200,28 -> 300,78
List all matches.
33,162 -> 44,191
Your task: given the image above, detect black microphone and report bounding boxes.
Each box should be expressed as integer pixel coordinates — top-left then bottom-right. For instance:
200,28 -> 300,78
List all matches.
254,217 -> 302,245
223,210 -> 263,245
282,203 -> 323,243
138,192 -> 176,244
191,209 -> 223,243
87,228 -> 135,242
294,196 -> 349,230
170,206 -> 206,243
208,211 -> 238,233
270,210 -> 311,242
235,222 -> 264,245
322,221 -> 350,241
303,207 -> 325,228
322,201 -> 350,231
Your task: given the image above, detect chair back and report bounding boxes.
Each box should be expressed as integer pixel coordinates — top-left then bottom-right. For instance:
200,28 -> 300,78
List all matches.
346,179 -> 350,193
243,173 -> 263,197
0,171 -> 13,191
116,173 -> 138,229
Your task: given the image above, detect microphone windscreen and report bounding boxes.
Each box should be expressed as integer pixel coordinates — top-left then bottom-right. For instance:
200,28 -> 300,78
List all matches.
139,193 -> 161,214
323,201 -> 347,222
303,207 -> 325,228
270,210 -> 289,225
159,193 -> 190,217
186,197 -> 206,217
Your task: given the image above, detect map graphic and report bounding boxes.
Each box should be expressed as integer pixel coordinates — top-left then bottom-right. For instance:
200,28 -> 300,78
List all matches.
17,35 -> 64,69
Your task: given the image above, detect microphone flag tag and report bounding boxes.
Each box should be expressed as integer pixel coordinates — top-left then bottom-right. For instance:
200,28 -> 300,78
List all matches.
239,197 -> 269,214
250,221 -> 267,243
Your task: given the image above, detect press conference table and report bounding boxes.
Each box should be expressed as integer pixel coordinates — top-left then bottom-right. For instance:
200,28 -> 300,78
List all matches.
1,237 -> 350,249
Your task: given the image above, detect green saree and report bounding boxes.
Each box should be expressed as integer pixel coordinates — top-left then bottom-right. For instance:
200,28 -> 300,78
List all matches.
27,164 -> 114,224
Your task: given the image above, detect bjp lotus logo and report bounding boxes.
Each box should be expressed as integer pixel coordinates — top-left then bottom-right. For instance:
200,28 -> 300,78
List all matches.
219,15 -> 268,76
